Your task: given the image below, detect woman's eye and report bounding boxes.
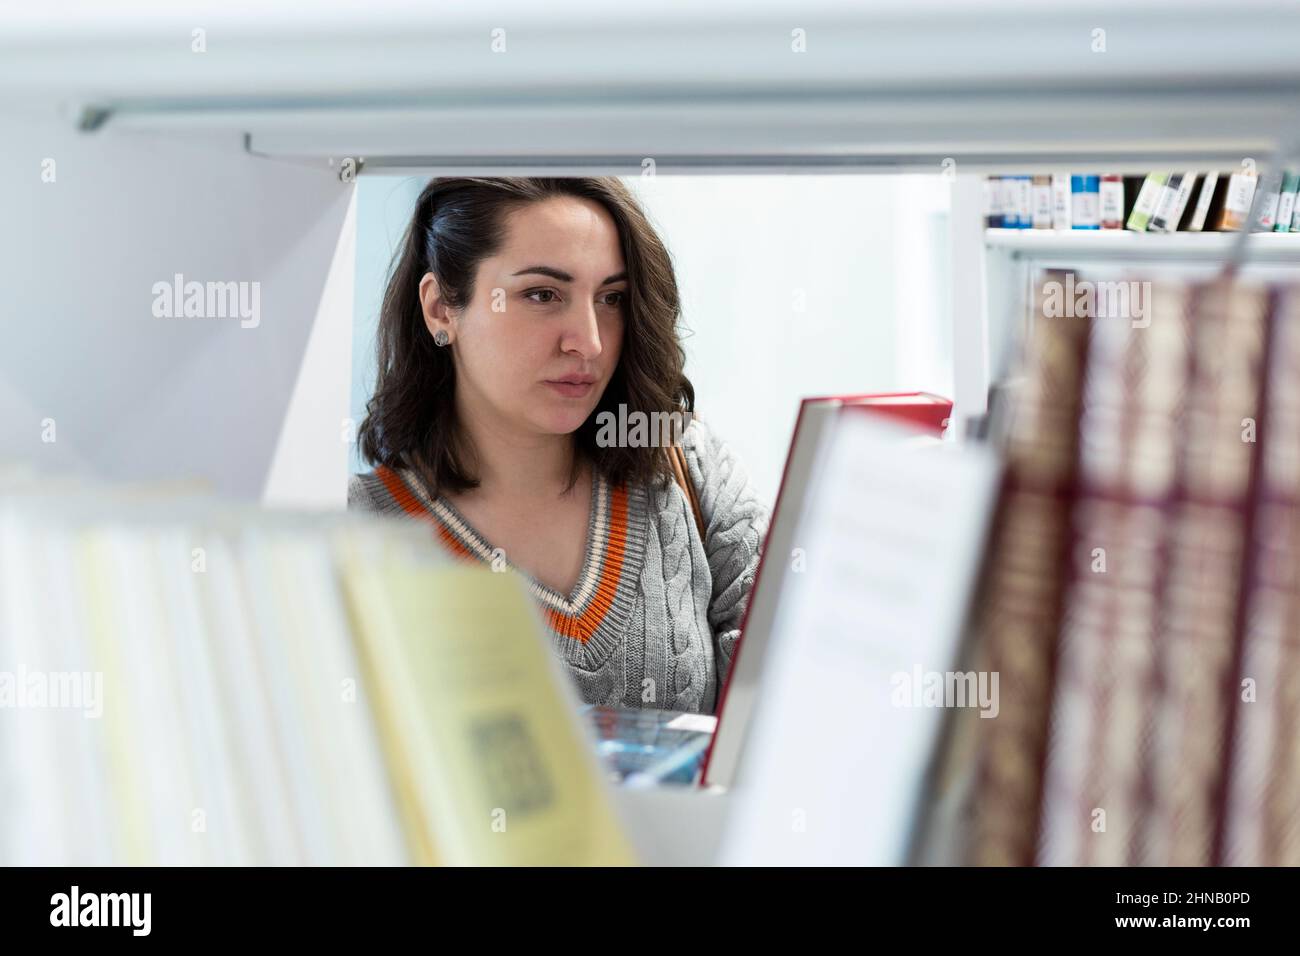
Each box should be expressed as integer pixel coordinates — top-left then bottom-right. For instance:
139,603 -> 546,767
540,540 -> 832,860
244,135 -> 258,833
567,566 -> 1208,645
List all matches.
524,289 -> 559,304
601,291 -> 625,308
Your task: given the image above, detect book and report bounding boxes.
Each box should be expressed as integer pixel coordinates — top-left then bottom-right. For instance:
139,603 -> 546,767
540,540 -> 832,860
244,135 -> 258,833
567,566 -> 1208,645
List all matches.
1252,170 -> 1285,232
1187,171 -> 1221,232
960,271 -> 1092,866
1016,175 -> 1033,230
1000,177 -> 1018,229
715,409 -> 1000,865
1122,175 -> 1146,223
1071,174 -> 1100,229
984,176 -> 1002,228
702,392 -> 954,791
1149,171 -> 1197,232
913,276 -> 1300,867
0,479 -> 638,866
1142,281 -> 1269,866
1126,173 -> 1168,232
1034,280 -> 1192,865
1216,168 -> 1259,231
1051,174 -> 1073,230
1275,170 -> 1299,233
1147,173 -> 1181,233
340,559 -> 637,866
1220,285 -> 1300,866
1099,174 -> 1124,230
1032,175 -> 1053,229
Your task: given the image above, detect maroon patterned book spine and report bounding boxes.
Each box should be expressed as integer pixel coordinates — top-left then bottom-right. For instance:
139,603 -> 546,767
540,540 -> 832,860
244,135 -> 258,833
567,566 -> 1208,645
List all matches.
965,271 -> 1089,866
1035,280 -> 1191,866
1220,286 -> 1300,866
1141,280 -> 1268,866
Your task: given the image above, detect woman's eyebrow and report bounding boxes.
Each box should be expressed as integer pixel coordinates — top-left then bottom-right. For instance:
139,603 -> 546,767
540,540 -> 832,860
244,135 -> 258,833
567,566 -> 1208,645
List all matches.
512,265 -> 627,285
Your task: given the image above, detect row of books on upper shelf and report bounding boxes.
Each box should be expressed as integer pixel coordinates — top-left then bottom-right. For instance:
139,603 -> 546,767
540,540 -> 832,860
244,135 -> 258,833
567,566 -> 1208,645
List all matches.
0,466 -> 635,865
985,170 -> 1300,234
918,273 -> 1300,867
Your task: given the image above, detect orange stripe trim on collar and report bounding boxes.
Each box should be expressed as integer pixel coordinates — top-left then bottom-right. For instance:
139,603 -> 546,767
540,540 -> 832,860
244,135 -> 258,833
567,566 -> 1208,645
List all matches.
375,465 -> 629,645
543,482 -> 629,644
374,464 -> 474,561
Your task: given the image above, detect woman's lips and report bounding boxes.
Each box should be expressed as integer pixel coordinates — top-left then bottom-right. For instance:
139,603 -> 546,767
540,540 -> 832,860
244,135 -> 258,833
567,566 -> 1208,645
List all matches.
544,380 -> 594,398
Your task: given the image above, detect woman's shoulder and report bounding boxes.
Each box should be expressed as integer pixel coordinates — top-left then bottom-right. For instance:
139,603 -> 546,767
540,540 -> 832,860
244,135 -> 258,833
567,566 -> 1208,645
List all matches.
347,470 -> 380,512
347,467 -> 402,513
676,414 -> 768,517
678,413 -> 727,475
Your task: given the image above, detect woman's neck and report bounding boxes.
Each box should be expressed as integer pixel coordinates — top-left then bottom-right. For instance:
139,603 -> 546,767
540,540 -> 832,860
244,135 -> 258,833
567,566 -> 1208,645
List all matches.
453,400 -> 583,505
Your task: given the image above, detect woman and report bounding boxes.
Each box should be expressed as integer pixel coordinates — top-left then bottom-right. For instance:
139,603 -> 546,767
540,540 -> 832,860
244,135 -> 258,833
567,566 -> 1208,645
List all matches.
349,177 -> 769,716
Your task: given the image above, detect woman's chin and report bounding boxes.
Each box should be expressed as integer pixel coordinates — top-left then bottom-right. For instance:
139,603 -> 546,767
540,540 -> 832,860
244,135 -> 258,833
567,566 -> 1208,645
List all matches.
529,407 -> 595,436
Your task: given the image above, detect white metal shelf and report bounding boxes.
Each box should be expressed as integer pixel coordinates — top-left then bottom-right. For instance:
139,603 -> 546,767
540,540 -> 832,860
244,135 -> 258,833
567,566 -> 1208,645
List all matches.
4,2 -> 1299,171
985,229 -> 1300,263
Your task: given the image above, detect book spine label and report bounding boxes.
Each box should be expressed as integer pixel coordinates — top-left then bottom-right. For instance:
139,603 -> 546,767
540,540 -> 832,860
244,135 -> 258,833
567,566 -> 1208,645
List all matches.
1188,171 -> 1219,232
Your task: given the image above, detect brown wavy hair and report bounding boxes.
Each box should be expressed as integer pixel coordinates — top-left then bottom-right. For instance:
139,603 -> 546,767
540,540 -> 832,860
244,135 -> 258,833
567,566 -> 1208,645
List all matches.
356,177 -> 694,495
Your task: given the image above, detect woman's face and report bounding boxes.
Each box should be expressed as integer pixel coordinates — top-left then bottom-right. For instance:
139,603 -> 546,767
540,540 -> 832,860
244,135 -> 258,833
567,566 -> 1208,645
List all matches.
430,196 -> 627,439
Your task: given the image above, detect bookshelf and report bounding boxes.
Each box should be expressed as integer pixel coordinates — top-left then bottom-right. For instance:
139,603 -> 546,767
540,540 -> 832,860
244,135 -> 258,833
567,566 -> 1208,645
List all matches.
8,3 -> 1298,170
978,225 -> 1300,420
6,0 -> 1300,867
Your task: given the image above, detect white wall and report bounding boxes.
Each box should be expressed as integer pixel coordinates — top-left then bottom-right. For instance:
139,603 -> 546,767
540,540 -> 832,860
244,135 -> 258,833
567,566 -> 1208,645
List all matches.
624,175 -> 951,503
0,110 -> 355,502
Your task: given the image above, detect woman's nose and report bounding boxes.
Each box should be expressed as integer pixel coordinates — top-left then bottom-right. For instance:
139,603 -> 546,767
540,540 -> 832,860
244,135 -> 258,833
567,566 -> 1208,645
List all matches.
560,301 -> 603,358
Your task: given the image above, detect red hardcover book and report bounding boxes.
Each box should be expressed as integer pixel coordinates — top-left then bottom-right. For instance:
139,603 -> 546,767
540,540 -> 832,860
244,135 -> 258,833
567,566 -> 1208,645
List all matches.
701,391 -> 955,790
804,391 -> 953,437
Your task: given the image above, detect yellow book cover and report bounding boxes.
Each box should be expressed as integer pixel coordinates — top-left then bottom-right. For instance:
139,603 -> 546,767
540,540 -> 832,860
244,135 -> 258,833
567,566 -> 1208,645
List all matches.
340,552 -> 635,866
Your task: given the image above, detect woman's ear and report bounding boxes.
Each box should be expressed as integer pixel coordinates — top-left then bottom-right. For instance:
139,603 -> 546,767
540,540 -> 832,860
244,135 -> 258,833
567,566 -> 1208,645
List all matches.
418,272 -> 457,346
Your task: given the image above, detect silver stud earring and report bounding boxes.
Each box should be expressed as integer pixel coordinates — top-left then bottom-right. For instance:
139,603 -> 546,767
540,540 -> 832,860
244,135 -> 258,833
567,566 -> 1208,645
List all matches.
433,329 -> 450,347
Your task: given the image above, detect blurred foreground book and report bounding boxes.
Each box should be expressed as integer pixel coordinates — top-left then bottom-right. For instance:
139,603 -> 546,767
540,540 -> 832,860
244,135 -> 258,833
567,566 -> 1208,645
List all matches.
927,274 -> 1300,866
342,557 -> 633,865
0,474 -> 632,865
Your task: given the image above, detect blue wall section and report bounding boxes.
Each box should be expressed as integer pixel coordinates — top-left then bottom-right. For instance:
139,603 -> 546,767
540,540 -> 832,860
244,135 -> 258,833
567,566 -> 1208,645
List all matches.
350,175 -> 424,475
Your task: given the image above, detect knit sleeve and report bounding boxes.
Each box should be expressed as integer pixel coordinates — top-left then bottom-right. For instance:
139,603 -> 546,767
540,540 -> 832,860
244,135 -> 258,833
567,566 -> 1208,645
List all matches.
680,417 -> 771,687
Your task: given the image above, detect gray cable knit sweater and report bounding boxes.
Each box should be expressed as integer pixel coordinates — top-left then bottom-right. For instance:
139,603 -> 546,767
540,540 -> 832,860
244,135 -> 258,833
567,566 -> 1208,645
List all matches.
346,418 -> 769,715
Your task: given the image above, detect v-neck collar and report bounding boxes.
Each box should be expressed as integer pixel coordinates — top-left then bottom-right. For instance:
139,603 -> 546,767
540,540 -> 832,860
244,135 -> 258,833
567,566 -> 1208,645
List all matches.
429,467 -> 604,610
375,461 -> 650,653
